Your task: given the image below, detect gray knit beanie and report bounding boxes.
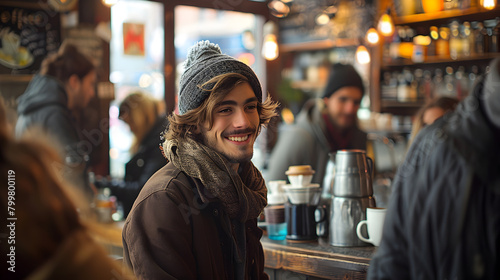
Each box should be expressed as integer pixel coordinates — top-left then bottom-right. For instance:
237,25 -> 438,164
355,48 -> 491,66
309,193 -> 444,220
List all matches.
322,63 -> 365,99
178,40 -> 262,115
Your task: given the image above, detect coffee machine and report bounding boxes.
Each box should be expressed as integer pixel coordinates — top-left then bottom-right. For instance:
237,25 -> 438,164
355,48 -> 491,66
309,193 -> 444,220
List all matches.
328,150 -> 376,247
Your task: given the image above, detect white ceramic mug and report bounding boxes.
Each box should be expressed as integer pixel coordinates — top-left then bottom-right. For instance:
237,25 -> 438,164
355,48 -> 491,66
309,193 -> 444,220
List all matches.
356,207 -> 386,246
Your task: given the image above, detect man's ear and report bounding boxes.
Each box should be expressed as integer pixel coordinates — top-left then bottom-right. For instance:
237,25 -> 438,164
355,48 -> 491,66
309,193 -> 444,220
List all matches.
193,124 -> 201,134
68,74 -> 81,91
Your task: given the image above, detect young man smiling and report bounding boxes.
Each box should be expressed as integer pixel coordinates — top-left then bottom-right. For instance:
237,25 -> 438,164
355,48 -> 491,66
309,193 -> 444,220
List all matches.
122,41 -> 278,279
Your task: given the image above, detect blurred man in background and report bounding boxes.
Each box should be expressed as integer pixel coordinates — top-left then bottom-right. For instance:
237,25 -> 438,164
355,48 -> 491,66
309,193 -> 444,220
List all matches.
266,63 -> 367,184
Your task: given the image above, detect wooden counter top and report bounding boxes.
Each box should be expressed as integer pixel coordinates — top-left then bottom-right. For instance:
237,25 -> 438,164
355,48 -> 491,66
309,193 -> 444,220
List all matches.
261,236 -> 376,280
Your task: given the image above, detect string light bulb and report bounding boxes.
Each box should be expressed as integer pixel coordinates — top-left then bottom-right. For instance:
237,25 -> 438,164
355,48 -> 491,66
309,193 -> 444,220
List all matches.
481,0 -> 497,10
102,0 -> 119,7
377,9 -> 394,37
356,45 -> 371,64
365,27 -> 380,45
262,21 -> 279,61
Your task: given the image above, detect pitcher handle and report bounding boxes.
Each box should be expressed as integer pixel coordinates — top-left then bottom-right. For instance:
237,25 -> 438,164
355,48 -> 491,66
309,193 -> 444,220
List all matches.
366,156 -> 373,176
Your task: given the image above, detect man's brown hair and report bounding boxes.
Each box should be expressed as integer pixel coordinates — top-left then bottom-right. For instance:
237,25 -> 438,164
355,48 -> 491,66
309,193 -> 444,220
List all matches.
164,73 -> 278,141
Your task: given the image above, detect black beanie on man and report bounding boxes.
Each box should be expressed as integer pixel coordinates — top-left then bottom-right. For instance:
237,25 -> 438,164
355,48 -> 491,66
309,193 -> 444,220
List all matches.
322,63 -> 365,99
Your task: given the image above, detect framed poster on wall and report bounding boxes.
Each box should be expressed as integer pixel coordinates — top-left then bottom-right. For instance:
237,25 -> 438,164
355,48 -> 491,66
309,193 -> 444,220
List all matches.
0,3 -> 60,74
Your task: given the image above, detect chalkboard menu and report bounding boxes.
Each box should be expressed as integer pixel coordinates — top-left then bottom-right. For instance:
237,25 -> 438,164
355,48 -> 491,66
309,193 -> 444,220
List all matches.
0,5 -> 60,74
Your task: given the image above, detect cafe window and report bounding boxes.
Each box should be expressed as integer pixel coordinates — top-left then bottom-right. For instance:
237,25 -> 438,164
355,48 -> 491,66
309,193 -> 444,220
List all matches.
109,0 -> 164,178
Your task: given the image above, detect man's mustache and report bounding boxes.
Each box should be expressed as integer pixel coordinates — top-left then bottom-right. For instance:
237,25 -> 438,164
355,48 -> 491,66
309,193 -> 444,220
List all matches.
222,127 -> 257,137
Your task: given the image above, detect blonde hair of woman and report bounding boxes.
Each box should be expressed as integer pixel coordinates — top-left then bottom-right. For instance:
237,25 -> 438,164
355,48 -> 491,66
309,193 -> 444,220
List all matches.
118,92 -> 165,154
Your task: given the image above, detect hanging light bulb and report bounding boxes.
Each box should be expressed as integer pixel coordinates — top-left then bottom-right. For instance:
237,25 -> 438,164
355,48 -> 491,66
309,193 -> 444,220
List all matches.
262,21 -> 279,61
377,9 -> 394,37
356,45 -> 370,64
365,27 -> 380,45
102,0 -> 120,7
480,0 -> 496,10
262,34 -> 279,61
268,0 -> 290,18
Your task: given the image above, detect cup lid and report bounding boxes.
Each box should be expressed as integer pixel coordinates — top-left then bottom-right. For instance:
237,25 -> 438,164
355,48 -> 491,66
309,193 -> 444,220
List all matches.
285,165 -> 315,175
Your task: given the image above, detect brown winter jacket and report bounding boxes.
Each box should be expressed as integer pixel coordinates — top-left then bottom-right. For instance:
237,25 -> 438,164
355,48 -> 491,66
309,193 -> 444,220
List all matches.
122,162 -> 268,280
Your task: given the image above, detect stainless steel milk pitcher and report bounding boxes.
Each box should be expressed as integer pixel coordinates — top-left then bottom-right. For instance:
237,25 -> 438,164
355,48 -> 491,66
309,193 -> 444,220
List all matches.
329,149 -> 376,247
332,149 -> 373,197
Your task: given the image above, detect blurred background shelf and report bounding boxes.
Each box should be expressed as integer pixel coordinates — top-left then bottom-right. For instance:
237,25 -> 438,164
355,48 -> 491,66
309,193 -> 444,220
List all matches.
394,6 -> 500,25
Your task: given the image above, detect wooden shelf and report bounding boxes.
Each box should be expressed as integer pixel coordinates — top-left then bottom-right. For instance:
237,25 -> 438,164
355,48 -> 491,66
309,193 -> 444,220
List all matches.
382,53 -> 500,68
381,100 -> 425,108
394,6 -> 500,25
280,38 -> 359,53
290,80 -> 326,91
0,74 -> 33,83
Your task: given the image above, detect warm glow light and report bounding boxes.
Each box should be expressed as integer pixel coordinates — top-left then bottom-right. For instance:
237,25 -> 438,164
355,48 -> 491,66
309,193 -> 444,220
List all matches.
268,0 -> 290,18
102,0 -> 119,7
237,53 -> 256,66
481,0 -> 496,9
378,13 -> 394,37
356,45 -> 370,64
365,28 -> 380,45
281,107 -> 294,124
430,26 -> 439,40
262,34 -> 279,61
316,13 -> 330,25
413,35 -> 431,46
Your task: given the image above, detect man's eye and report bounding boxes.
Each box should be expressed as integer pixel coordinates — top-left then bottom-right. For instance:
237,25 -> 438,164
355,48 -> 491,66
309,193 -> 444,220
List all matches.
246,104 -> 257,111
218,108 -> 232,113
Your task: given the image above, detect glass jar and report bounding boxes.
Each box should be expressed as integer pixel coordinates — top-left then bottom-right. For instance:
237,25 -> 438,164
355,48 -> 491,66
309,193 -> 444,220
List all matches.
436,26 -> 450,58
449,21 -> 462,60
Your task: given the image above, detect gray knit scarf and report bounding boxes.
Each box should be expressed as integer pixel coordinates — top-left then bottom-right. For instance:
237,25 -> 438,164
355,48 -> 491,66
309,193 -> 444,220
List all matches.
163,137 -> 267,221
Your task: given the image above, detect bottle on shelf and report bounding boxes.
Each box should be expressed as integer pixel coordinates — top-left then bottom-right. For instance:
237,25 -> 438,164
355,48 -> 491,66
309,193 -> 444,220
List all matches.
428,26 -> 439,57
449,20 -> 462,60
473,21 -> 488,54
485,18 -> 500,53
469,65 -> 479,85
462,21 -> 474,57
397,68 -> 416,102
422,70 -> 434,100
433,68 -> 446,97
444,0 -> 459,10
455,66 -> 470,99
442,66 -> 457,97
437,26 -> 451,58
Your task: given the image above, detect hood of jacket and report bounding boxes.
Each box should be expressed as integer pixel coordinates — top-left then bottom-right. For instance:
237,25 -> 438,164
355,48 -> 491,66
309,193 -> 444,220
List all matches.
17,74 -> 68,115
445,74 -> 500,189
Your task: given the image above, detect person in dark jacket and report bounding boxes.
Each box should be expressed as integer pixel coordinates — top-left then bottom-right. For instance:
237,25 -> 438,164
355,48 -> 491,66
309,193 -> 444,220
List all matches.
122,40 -> 279,279
15,42 -> 97,198
266,63 -> 367,184
96,92 -> 167,217
0,100 -> 135,280
368,57 -> 500,279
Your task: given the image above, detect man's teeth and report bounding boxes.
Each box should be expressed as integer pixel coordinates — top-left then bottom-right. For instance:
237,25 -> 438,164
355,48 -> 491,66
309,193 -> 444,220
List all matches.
228,135 -> 249,142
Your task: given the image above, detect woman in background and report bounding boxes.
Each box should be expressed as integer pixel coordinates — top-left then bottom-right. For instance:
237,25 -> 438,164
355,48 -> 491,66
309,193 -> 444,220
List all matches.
408,96 -> 459,147
96,92 -> 167,218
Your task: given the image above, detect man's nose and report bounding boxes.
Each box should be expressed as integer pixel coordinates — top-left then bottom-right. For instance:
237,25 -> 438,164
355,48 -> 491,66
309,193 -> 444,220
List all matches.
344,101 -> 359,114
233,108 -> 251,128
